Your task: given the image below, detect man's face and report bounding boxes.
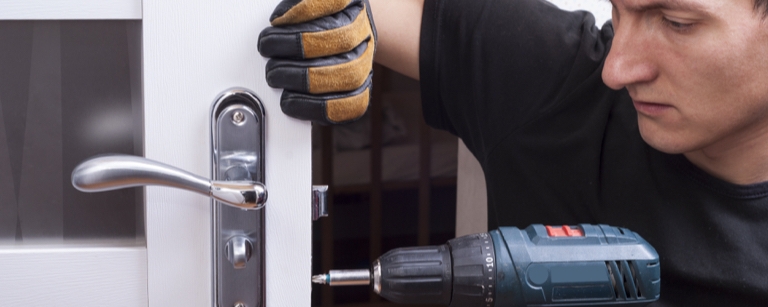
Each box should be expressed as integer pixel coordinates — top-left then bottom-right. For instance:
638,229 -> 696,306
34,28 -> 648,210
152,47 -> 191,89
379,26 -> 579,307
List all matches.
602,0 -> 768,156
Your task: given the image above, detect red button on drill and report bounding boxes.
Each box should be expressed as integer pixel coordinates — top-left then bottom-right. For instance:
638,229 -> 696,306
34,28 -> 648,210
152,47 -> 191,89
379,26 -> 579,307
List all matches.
546,225 -> 584,237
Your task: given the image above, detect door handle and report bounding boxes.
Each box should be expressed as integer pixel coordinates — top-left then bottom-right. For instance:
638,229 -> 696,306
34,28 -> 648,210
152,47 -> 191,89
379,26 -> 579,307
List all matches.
72,154 -> 267,210
72,89 -> 267,307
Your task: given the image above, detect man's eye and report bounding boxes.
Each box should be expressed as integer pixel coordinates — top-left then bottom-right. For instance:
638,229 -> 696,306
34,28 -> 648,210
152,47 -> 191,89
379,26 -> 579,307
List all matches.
661,17 -> 694,32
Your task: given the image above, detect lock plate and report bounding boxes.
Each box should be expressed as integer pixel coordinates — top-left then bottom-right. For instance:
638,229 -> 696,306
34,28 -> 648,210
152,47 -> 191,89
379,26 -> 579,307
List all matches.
212,89 -> 266,307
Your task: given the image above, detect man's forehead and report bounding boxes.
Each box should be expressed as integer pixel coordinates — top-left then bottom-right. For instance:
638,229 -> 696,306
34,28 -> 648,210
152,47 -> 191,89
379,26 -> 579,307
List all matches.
609,0 -> 709,12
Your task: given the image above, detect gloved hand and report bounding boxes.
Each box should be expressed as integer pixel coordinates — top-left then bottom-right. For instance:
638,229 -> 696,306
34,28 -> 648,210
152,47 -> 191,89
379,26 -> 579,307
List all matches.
258,0 -> 376,125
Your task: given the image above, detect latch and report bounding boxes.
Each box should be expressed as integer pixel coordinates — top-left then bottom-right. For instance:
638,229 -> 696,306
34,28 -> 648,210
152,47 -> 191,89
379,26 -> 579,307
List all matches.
312,185 -> 328,221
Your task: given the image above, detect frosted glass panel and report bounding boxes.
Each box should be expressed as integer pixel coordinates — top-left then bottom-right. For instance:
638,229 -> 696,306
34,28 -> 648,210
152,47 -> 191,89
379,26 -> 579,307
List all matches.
0,20 -> 143,243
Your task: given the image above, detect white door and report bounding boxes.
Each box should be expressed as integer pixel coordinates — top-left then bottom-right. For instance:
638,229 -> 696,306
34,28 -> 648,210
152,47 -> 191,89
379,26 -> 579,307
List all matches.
0,1 -> 311,306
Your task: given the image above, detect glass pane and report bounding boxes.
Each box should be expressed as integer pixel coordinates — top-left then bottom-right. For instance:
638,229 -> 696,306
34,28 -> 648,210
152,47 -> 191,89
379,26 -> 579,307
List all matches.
0,20 -> 143,244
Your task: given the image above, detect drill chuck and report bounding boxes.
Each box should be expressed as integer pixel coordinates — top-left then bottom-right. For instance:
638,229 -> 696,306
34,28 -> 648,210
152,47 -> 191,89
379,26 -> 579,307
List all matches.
373,243 -> 453,304
371,233 -> 498,305
314,224 -> 660,306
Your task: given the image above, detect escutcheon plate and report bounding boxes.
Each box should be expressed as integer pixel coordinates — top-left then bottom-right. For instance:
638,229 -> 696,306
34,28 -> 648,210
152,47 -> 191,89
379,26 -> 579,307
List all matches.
212,89 -> 266,307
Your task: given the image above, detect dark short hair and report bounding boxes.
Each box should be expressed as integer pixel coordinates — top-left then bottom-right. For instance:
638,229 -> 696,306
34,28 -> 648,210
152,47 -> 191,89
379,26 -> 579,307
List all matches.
757,0 -> 768,16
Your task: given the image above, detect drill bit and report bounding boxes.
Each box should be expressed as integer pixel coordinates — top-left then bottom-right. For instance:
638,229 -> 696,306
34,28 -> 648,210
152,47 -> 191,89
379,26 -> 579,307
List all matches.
312,274 -> 329,284
311,269 -> 371,286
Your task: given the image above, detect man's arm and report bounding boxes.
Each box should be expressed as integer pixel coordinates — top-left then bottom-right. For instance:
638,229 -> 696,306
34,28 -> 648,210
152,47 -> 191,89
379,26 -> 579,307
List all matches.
369,0 -> 423,80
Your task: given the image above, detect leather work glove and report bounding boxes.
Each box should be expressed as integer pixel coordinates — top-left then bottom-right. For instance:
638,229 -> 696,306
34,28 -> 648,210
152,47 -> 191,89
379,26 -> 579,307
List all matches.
258,0 -> 376,125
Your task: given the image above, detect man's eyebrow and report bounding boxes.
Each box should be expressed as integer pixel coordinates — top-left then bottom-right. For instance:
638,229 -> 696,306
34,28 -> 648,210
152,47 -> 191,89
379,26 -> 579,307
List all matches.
609,0 -> 708,12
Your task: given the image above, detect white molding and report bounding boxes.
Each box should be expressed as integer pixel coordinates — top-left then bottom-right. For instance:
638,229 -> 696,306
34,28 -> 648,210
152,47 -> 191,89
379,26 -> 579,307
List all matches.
0,245 -> 148,306
0,0 -> 141,20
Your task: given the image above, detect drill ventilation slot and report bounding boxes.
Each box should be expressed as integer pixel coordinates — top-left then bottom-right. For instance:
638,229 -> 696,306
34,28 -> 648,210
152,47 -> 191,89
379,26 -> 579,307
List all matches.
606,260 -> 644,300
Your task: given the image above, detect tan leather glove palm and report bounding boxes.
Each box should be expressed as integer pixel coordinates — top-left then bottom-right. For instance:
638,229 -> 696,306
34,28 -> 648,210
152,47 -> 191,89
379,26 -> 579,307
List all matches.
258,0 -> 376,124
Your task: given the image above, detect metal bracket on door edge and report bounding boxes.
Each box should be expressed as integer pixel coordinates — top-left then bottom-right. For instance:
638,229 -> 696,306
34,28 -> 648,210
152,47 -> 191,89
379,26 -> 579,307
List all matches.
212,89 -> 266,307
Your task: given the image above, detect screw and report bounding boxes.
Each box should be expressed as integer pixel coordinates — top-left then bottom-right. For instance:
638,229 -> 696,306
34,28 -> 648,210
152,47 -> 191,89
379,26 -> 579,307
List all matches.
232,111 -> 245,124
234,302 -> 246,307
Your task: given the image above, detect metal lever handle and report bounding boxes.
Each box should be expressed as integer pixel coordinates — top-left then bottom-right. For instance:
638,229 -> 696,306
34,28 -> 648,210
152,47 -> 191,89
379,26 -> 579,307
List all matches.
72,154 -> 267,210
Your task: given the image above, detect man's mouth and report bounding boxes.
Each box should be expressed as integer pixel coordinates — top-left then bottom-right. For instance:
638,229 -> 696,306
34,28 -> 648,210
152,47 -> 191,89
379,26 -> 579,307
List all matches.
633,100 -> 673,116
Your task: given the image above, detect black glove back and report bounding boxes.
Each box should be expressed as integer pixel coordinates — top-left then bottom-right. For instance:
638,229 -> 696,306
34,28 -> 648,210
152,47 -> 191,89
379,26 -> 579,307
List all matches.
258,0 -> 376,124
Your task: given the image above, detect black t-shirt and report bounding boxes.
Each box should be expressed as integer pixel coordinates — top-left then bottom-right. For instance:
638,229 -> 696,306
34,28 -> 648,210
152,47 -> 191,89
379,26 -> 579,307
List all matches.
419,0 -> 768,305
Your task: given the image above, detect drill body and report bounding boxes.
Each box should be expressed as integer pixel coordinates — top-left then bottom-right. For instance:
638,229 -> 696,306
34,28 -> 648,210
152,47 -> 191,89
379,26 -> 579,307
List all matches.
493,225 -> 659,306
348,224 -> 660,306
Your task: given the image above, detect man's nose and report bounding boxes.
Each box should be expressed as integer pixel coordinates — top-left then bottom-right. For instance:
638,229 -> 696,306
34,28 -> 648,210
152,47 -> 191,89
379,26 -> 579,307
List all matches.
602,22 -> 658,90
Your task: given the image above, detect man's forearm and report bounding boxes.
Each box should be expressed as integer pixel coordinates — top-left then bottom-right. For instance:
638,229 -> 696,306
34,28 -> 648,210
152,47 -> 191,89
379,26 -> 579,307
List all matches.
370,0 -> 423,80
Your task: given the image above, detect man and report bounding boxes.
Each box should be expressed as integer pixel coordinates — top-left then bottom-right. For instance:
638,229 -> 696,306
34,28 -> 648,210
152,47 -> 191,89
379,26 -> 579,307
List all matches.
258,0 -> 768,305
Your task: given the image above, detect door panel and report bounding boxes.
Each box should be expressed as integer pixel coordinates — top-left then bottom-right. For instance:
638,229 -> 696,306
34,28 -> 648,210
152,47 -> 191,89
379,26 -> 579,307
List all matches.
2,245 -> 147,305
143,0 -> 311,306
1,0 -> 311,306
0,19 -> 147,306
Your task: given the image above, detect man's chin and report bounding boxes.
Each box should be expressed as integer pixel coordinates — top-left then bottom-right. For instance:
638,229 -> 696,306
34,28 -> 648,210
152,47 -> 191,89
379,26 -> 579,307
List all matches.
638,122 -> 696,155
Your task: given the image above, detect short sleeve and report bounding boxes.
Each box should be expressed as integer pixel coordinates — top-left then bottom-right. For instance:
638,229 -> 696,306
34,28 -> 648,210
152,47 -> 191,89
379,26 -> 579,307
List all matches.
419,0 -> 613,163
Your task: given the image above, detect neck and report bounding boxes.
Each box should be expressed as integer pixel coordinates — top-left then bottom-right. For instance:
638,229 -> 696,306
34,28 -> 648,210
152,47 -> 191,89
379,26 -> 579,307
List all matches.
684,123 -> 768,185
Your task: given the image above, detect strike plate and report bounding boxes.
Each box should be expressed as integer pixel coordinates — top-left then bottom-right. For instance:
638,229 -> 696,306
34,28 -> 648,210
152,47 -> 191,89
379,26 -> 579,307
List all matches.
211,89 -> 266,307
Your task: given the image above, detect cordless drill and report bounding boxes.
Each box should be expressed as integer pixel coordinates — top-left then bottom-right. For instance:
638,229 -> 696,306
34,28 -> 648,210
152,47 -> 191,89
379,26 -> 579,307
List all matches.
313,224 -> 660,306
